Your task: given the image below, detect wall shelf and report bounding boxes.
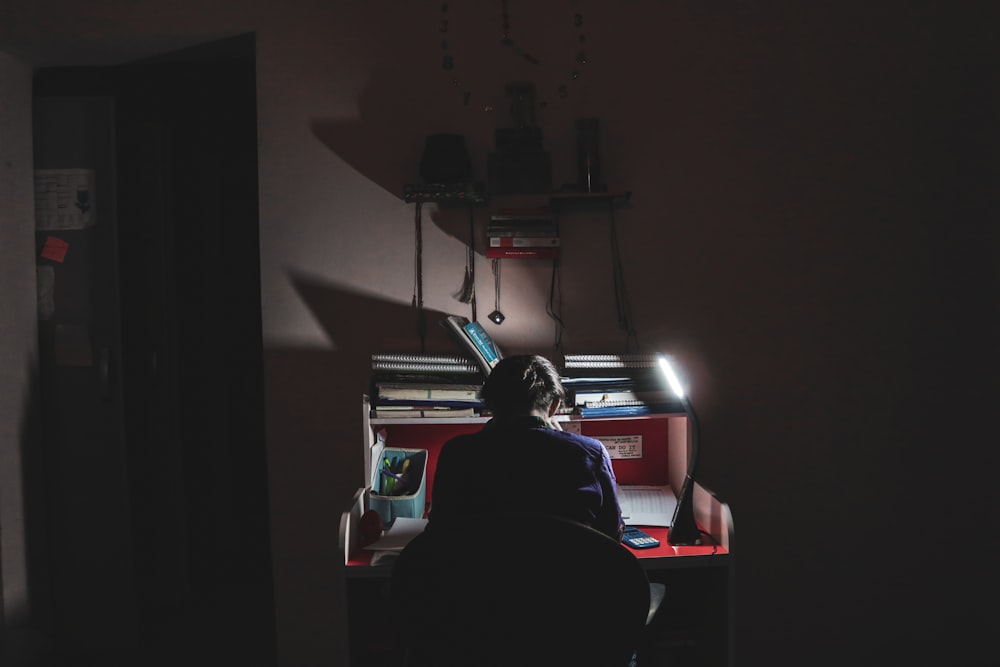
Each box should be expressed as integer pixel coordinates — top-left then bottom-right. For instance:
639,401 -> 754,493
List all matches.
401,184 -> 631,206
401,183 -> 635,352
403,182 -> 487,204
550,190 -> 632,205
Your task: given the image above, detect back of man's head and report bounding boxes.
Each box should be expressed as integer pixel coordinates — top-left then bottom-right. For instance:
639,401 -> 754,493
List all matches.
481,354 -> 565,417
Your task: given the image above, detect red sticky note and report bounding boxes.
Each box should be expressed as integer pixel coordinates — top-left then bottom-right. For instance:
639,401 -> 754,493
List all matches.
41,236 -> 69,263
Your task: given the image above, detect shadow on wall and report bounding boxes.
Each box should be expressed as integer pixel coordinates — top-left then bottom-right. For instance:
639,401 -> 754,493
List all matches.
308,126 -> 484,256
309,58 -> 503,255
258,276 -> 485,667
271,272 -> 475,499
307,59 -> 444,203
290,269 -> 470,360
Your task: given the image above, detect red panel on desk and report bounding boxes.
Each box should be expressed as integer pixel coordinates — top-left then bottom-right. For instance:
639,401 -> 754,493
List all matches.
375,416 -> 675,504
374,422 -> 482,504
577,418 -> 673,486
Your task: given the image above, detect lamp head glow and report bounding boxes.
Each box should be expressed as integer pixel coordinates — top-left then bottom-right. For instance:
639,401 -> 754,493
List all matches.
657,356 -> 686,400
657,353 -> 702,545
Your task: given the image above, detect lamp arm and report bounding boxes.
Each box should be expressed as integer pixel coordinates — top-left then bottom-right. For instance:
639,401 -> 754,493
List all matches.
668,397 -> 702,545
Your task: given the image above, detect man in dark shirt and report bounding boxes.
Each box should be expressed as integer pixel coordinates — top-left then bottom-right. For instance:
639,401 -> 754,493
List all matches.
428,354 -> 625,542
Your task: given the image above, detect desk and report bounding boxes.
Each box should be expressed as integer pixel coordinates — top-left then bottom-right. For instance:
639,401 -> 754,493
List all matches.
339,399 -> 735,666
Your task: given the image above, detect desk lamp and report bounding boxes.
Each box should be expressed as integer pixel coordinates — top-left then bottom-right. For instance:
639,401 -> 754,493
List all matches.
657,355 -> 702,545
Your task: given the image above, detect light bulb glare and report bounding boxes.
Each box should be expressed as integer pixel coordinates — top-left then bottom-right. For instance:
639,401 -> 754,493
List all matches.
657,356 -> 685,399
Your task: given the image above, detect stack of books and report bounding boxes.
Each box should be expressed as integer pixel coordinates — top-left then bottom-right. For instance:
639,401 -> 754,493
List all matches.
559,353 -> 680,418
370,353 -> 485,419
486,207 -> 560,259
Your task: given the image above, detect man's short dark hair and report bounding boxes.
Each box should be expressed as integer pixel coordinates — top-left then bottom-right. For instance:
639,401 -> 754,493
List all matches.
480,355 -> 566,417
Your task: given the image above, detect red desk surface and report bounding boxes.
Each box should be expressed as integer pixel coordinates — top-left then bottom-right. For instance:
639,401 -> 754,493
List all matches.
346,524 -> 727,569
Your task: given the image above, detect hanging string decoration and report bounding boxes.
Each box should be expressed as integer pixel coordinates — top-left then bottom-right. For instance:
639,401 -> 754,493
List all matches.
437,1 -> 589,111
488,258 -> 505,324
451,206 -> 478,321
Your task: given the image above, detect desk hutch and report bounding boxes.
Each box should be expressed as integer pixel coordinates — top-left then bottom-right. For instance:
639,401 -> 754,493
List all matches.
340,397 -> 735,667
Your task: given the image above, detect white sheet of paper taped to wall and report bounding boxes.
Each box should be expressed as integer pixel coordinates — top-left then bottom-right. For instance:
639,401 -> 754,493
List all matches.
598,435 -> 644,459
34,168 -> 96,230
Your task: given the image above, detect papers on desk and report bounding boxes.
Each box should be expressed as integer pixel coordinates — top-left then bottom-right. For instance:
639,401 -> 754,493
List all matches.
364,517 -> 428,551
618,485 -> 676,526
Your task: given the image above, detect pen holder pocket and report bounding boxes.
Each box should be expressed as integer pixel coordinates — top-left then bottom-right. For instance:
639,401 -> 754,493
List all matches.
369,448 -> 428,523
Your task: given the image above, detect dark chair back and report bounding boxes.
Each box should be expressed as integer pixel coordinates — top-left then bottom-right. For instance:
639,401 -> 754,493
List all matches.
389,513 -> 651,667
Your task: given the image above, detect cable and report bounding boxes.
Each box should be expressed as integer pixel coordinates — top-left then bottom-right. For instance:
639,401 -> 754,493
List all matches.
492,258 -> 501,316
452,204 -> 477,320
546,254 -> 565,351
413,201 -> 426,352
546,205 -> 565,350
608,202 -> 638,352
697,529 -> 719,555
468,205 -> 477,322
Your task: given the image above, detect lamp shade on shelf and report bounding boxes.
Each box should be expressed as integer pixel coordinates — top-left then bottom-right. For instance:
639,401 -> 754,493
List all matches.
419,133 -> 473,184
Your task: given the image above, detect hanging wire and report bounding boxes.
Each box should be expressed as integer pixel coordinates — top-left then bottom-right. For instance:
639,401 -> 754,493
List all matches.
452,204 -> 477,320
546,253 -> 565,351
545,206 -> 565,351
413,201 -> 426,352
609,201 -> 638,352
468,205 -> 477,321
492,258 -> 502,314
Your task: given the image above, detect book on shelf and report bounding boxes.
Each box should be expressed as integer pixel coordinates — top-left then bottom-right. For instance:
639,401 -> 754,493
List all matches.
560,375 -> 640,388
488,236 -> 560,248
560,355 -> 662,380
485,246 -> 560,259
441,315 -> 503,375
371,371 -> 486,388
562,353 -> 659,369
373,395 -> 484,408
577,403 -> 668,418
579,398 -> 678,410
374,382 -> 482,402
490,206 -> 552,222
372,353 -> 477,365
572,388 -> 672,407
371,352 -> 481,375
488,216 -> 555,225
371,406 -> 478,419
485,223 -> 558,237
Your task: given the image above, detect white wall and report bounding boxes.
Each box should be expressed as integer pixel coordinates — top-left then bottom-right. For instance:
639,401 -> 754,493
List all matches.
0,48 -> 41,654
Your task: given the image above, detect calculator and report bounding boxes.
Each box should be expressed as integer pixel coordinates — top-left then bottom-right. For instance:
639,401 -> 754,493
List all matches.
622,526 -> 660,549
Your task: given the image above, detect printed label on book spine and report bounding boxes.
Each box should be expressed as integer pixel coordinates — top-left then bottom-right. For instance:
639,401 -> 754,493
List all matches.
485,247 -> 560,259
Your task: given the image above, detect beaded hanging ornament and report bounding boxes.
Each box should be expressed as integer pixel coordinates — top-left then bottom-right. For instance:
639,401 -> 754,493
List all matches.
438,0 -> 589,111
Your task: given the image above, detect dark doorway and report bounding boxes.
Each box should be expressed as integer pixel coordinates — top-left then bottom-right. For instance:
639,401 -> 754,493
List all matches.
32,33 -> 274,666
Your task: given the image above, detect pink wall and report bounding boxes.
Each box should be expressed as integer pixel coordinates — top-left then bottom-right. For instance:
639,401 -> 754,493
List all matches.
254,5 -> 997,666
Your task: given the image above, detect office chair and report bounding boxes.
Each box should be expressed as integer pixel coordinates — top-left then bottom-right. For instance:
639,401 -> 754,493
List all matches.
389,512 -> 655,667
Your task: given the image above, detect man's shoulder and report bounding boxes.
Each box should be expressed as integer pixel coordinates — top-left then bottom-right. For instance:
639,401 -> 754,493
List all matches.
553,428 -> 606,449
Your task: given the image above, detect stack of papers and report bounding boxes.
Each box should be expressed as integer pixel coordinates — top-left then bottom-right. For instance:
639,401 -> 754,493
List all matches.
364,516 -> 428,550
364,517 -> 428,565
618,485 -> 676,526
